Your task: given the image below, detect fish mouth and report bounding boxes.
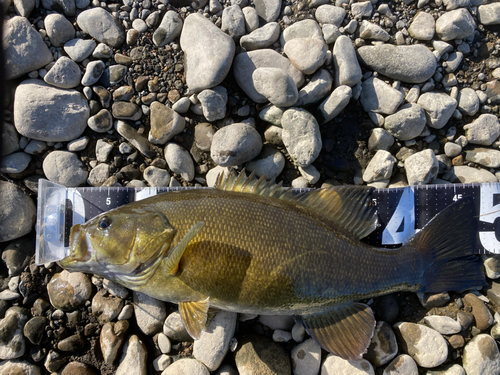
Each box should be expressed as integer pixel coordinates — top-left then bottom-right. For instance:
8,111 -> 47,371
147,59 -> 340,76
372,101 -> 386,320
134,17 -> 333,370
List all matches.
60,225 -> 92,268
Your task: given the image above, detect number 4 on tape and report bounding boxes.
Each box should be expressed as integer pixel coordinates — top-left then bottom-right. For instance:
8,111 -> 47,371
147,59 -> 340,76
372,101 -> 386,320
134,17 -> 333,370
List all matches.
382,187 -> 416,246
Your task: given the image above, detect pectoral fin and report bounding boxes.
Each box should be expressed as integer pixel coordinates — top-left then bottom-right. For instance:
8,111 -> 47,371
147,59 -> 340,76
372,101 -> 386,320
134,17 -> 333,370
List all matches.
298,302 -> 376,360
179,298 -> 210,339
165,221 -> 205,275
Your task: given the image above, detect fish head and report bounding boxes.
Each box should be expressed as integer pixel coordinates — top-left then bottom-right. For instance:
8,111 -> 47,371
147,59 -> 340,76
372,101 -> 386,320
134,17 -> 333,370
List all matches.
60,208 -> 176,285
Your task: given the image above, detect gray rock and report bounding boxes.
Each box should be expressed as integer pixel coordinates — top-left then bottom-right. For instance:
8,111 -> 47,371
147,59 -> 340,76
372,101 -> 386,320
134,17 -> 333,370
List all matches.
423,316 -> 461,335
284,38 -> 326,75
242,6 -> 259,32
322,24 -> 342,44
40,0 -> 75,16
368,128 -> 395,152
88,109 -> 113,133
153,11 -> 182,46
253,0 -> 281,22
100,320 -> 129,365
444,142 -> 462,158
0,181 -> 36,242
282,108 -> 322,167
281,19 -> 323,45
1,237 -> 34,276
458,87 -> 479,116
363,150 -> 396,182
408,11 -> 435,40
172,97 -> 190,113
0,307 -> 28,360
351,0 -> 373,18
25,140 -> 47,155
165,143 -> 195,181
296,69 -> 333,106
14,79 -> 89,142
43,151 -> 88,186
316,85 -> 352,124
198,86 -> 228,121
465,147 -> 500,168
96,139 -> 113,162
92,289 -> 124,323
360,77 -> 404,115
245,144 -> 285,180
0,152 -> 31,174
404,149 -> 439,185
365,321 -> 398,367
100,64 -> 127,87
315,4 -> 345,26
194,122 -> 216,151
443,0 -> 470,10
235,334 -> 291,374
435,8 -> 475,41
13,0 -> 35,17
464,114 -> 500,146
162,358 -> 209,375
133,292 -> 166,336
44,13 -> 75,47
3,17 -> 53,80
157,333 -> 171,354
144,166 -> 171,186
180,13 -> 235,92
417,92 -> 457,129
359,20 -> 390,41
291,338 -> 321,375
322,354 -> 374,374
112,102 -> 142,121
222,5 -> 246,40
47,270 -> 92,311
384,103 -> 427,141
88,164 -> 111,187
253,67 -> 299,107
357,44 -> 437,84
44,56 -> 80,89
211,123 -> 262,166
240,22 -> 280,51
478,3 -> 500,25
383,354 -> 418,375
77,8 -> 125,48
163,312 -> 191,342
115,335 -> 147,375
148,101 -> 185,144
450,165 -> 497,183
233,49 -> 304,103
333,35 -> 362,87
81,60 -> 105,86
259,105 -> 284,126
64,38 -> 96,62
299,164 -> 320,184
1,123 -> 20,157
193,311 -> 237,371
444,52 -> 463,73
462,334 -> 500,375
0,359 -> 41,374
92,43 -> 113,59
115,121 -> 155,158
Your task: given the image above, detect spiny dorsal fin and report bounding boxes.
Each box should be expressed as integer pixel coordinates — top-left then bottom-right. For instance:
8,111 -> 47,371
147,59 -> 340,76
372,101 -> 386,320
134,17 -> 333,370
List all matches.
215,170 -> 377,239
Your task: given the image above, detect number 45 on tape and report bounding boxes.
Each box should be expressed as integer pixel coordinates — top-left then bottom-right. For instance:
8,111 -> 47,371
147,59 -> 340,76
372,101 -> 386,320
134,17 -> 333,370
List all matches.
365,182 -> 500,254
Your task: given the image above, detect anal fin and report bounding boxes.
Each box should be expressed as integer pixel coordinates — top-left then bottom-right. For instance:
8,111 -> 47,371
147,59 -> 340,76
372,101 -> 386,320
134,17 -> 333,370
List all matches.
298,302 -> 376,360
179,297 -> 210,340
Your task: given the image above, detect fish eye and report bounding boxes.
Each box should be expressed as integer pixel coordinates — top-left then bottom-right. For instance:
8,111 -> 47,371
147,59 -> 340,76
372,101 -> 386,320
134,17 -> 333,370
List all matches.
99,216 -> 111,230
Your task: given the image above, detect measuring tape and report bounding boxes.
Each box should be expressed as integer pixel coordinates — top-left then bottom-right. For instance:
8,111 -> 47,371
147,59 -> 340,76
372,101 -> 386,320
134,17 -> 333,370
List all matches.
35,179 -> 500,264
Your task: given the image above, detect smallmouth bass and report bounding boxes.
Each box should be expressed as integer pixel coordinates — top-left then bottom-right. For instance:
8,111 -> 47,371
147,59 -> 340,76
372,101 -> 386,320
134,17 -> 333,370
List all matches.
60,171 -> 486,359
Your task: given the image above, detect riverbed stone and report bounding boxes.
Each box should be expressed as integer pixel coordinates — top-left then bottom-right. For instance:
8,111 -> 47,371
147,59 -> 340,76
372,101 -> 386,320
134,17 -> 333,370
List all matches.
211,123 -> 262,166
316,85 -> 352,124
360,77 -> 404,115
333,35 -> 362,87
383,354 -> 418,375
245,144 -> 285,180
462,334 -> 500,375
291,338 -> 321,375
148,101 -> 185,144
253,0 -> 281,22
235,334 -> 291,375
296,69 -> 333,106
43,151 -> 88,186
417,92 -> 457,129
465,147 -> 500,168
164,143 -> 195,181
0,307 -> 28,360
133,292 -> 166,336
478,3 -> 500,25
115,335 -> 147,375
240,22 -> 280,51
384,103 -> 427,141
435,8 -> 476,41
47,270 -> 92,311
45,13 -> 75,47
284,38 -> 326,75
315,4 -> 345,26
404,149 -> 439,185
458,87 -> 479,116
359,20 -> 390,41
0,182 -> 36,243
44,56 -> 80,89
363,150 -> 396,183
253,67 -> 298,107
365,321 -> 398,367
408,11 -> 435,40
64,38 -> 96,62
77,8 -> 125,48
464,114 -> 500,146
321,354 -> 374,374
198,86 -> 228,121
153,10 -> 182,46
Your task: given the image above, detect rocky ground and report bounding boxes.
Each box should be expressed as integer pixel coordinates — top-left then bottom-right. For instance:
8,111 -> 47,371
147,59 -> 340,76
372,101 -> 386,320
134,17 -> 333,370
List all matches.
2,0 -> 500,373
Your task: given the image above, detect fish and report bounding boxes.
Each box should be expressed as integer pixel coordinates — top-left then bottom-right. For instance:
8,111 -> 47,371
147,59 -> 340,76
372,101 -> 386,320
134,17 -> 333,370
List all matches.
60,170 -> 486,359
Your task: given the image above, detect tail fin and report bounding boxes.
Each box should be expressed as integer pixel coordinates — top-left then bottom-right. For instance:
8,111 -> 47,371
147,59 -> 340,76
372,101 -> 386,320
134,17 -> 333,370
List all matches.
407,196 -> 486,293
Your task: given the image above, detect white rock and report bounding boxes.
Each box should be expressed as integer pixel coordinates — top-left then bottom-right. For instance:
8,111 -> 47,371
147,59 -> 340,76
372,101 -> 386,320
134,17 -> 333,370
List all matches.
164,143 -> 195,181
133,292 -> 166,335
423,316 -> 461,335
404,149 -> 439,185
115,335 -> 147,375
291,338 -> 321,375
363,150 -> 396,183
383,354 -> 418,375
161,358 -> 209,375
321,354 -> 374,374
462,334 -> 500,375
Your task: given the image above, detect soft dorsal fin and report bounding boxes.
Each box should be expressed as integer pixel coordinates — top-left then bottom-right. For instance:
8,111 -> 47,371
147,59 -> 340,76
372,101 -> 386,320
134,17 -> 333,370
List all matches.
179,298 -> 210,339
165,221 -> 205,275
298,302 -> 376,360
216,170 -> 377,239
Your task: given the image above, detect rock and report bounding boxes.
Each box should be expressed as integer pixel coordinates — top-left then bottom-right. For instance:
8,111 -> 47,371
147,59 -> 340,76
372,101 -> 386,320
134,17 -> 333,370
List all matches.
240,22 -> 280,51
3,17 -> 53,80
115,335 -> 147,375
393,322 -> 448,368
351,1 -> 372,18
222,5 -> 246,40
193,311 -> 237,371
0,359 -> 41,375
0,307 -> 28,360
0,152 -> 31,174
435,9 -> 475,41
148,102 -> 185,144
404,149 -> 439,185
194,123 -> 216,151
281,108 -> 322,167
198,87 -> 228,121
296,69 -> 333,106
316,85 -> 352,124
321,354 -> 374,374
157,333 -> 171,354
81,61 -> 105,86
162,358 -> 209,375
363,150 -> 396,183
315,4 -> 345,26
444,142 -> 462,158
408,11 -> 435,40
333,35 -> 362,87
96,141 -> 112,163
450,165 -> 497,183
458,88 -> 479,116
253,67 -> 298,107
91,290 -> 124,323
42,151 -> 88,186
233,49 -> 304,103
1,237 -> 35,276
44,13 -> 75,47
357,45 -> 437,83
245,144 -> 285,180
100,320 -> 129,364
92,43 -> 112,59
260,105 -> 284,126
365,321 -> 398,366
44,56 -> 81,89
163,312 -> 191,342
360,77 -> 404,115
100,65 -> 127,87
465,147 -> 500,168
152,354 -> 172,372
153,10 -> 182,46
359,20 -> 390,41
58,334 -> 85,352
211,123 -> 262,167
88,164 -> 111,187
253,0 -> 281,22
423,316 -> 461,335
115,121 -> 155,158
462,334 -> 500,375
23,317 -> 47,345
88,109 -> 113,133
478,3 -> 500,25
14,79 -> 89,142
298,164 -> 320,184
242,6 -> 259,32
77,8 -> 125,48
463,293 -> 494,331
12,0 -> 35,17
144,166 -> 171,187
133,292 -> 166,336
384,103 -> 427,141
180,13 -> 235,92
40,0 -> 75,16
47,270 -> 92,311
0,183 -> 36,242
164,143 -> 195,181
464,114 -> 500,146
290,338 -> 321,375
483,255 -> 500,279
417,92 -> 457,129
284,38 -> 326,75
445,52 -> 463,73
172,97 -> 190,113
383,354 -> 418,375
368,128 -> 394,152
64,38 -> 96,62
61,362 -> 98,374
322,23 -> 342,44
235,334 -> 291,375
1,123 -> 20,157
